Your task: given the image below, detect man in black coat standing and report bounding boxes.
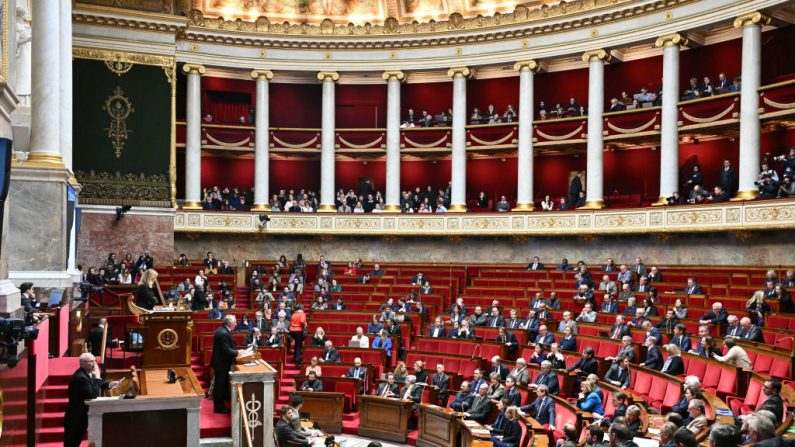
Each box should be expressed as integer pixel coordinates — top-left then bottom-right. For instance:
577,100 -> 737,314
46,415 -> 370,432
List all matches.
89,318 -> 107,357
569,171 -> 584,206
64,353 -> 118,447
212,315 -> 242,413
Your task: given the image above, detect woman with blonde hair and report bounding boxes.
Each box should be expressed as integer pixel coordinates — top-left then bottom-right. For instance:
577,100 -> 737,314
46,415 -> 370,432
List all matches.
135,269 -> 159,310
305,357 -> 322,377
393,361 -> 408,384
747,290 -> 772,325
311,327 -> 327,347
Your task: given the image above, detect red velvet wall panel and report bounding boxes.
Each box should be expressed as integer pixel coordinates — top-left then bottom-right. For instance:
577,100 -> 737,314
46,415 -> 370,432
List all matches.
763,25 -> 795,83
680,39 -> 742,86
336,84 -> 387,128
603,148 -> 660,199
270,159 -> 321,192
533,153 -> 587,200
270,83 -> 323,128
467,77 -> 520,115
201,156 -> 255,189
401,159 -> 452,191
604,57 -> 663,99
467,157 -> 518,201
402,82 -> 453,116
336,160 -> 387,193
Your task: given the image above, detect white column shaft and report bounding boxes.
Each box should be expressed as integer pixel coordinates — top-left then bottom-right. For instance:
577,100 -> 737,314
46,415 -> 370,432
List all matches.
516,69 -> 535,207
59,0 -> 73,169
451,75 -> 467,208
659,44 -> 681,198
385,77 -> 401,209
585,60 -> 605,204
30,0 -> 61,158
738,23 -> 763,195
320,79 -> 336,208
254,77 -> 270,207
185,72 -> 202,205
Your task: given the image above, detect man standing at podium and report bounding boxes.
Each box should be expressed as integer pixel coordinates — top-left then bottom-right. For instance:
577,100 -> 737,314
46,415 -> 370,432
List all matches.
64,353 -> 119,447
212,315 -> 244,413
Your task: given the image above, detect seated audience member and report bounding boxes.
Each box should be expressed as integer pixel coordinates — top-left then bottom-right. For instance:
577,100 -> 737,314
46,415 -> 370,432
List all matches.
367,314 -> 383,334
463,383 -> 493,423
319,341 -> 339,363
540,195 -> 554,210
486,372 -> 505,400
557,311 -> 578,334
531,360 -> 560,395
559,326 -> 577,352
606,336 -> 635,363
428,317 -> 446,337
625,405 -> 644,437
712,337 -> 751,369
431,364 -> 450,406
496,327 -> 519,358
655,310 -> 680,333
600,294 -> 618,313
372,329 -> 392,363
546,343 -> 566,370
660,344 -> 685,375
641,337 -> 662,370
311,327 -> 328,347
599,275 -> 618,295
489,404 -> 522,447
739,316 -> 764,343
507,358 -> 530,386
350,327 -> 369,348
547,293 -> 561,310
300,371 -> 323,392
604,356 -> 631,389
375,373 -> 399,398
276,406 -> 309,447
685,399 -> 708,434
619,284 -> 635,302
495,196 -> 511,212
535,325 -> 554,345
609,315 -> 630,340
457,320 -> 476,339
699,302 -> 727,324
528,344 -> 547,365
567,347 -> 598,378
304,357 -> 322,377
450,381 -> 474,411
577,381 -> 604,416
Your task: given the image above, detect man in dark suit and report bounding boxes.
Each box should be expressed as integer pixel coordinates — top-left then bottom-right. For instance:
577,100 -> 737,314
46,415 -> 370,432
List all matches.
431,364 -> 450,406
276,406 -> 309,447
399,376 -> 423,411
762,379 -> 784,424
527,256 -> 545,271
89,318 -> 107,357
375,373 -> 399,398
699,302 -> 728,325
250,311 -> 269,333
606,336 -> 636,363
609,315 -> 631,340
684,278 -> 704,295
506,309 -> 523,329
604,356 -> 632,389
719,159 -> 738,196
134,250 -> 154,273
319,340 -> 340,363
491,356 -> 510,381
496,327 -> 519,359
641,337 -> 663,370
346,357 -> 367,393
660,346 -> 685,375
450,381 -> 474,411
535,325 -> 555,345
669,324 -> 692,352
211,315 -> 241,413
725,315 -> 745,338
569,171 -> 584,206
740,317 -> 765,343
263,327 -> 281,348
63,353 -> 119,447
567,347 -> 599,378
531,360 -> 560,395
502,377 -> 522,406
244,327 -> 267,347
520,384 -> 556,428
464,383 -> 493,423
469,369 -> 486,396
300,371 -> 323,392
487,307 -> 505,328
428,317 -> 446,337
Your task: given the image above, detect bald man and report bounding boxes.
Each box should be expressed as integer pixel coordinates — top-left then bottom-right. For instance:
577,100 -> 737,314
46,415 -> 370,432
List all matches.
64,353 -> 119,447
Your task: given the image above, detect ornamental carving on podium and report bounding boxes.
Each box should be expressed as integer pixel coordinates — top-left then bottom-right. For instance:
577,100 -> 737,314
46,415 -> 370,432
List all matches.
156,328 -> 180,351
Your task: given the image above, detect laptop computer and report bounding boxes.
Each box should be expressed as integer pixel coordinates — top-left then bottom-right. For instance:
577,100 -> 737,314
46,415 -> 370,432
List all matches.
48,289 -> 64,307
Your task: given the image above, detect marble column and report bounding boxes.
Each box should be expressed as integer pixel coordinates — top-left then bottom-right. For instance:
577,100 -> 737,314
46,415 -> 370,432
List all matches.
251,69 -> 273,211
60,0 -> 73,172
28,0 -> 62,167
582,50 -> 610,209
513,61 -> 540,211
182,64 -> 206,209
317,71 -> 340,212
734,12 -> 769,200
448,67 -> 470,212
383,71 -> 404,212
654,34 -> 687,205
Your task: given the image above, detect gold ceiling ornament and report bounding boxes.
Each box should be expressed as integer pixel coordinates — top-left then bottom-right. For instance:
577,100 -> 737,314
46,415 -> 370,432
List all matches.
73,47 -> 175,69
382,70 -> 405,81
514,60 -> 541,72
317,71 -> 341,82
582,48 -> 611,63
250,69 -> 274,81
733,11 -> 771,29
182,63 -> 206,75
104,59 -> 134,76
654,33 -> 688,48
447,67 -> 471,78
103,87 -> 135,159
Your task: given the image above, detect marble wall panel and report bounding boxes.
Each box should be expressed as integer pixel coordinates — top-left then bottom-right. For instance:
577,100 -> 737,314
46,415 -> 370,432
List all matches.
8,178 -> 67,271
77,211 -> 174,269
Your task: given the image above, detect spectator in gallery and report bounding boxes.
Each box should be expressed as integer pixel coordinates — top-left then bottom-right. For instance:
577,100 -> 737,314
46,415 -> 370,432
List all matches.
540,195 -> 554,210
567,97 -> 583,116
558,197 -> 570,211
574,191 -> 586,208
495,196 -> 510,212
569,171 -> 584,205
476,191 -> 489,209
609,98 -> 625,112
504,105 -> 516,122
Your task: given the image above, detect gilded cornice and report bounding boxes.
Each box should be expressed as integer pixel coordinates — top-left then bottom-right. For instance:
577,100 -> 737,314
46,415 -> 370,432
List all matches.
72,47 -> 175,68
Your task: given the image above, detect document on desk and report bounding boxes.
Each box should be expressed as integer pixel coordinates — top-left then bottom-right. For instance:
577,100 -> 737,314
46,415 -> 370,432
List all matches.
471,429 -> 490,435
463,420 -> 479,426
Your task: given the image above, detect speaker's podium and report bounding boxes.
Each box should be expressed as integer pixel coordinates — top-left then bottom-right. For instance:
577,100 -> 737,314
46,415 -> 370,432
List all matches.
358,395 -> 414,443
88,301 -> 202,447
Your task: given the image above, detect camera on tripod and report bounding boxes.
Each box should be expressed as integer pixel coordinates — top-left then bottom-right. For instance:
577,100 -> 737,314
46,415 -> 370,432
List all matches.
0,318 -> 40,367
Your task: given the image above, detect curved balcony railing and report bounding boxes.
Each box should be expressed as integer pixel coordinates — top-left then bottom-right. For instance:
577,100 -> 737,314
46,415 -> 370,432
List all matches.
176,80 -> 795,154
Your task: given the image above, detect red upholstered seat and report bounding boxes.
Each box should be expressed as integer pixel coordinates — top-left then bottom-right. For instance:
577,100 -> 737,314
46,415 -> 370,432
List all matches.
701,364 -> 721,392
685,359 -> 707,381
648,375 -> 668,407
754,353 -> 774,375
727,378 -> 763,415
770,357 -> 791,379
715,367 -> 737,397
660,381 -> 682,412
519,419 -> 528,447
553,402 -> 578,440
632,369 -> 652,398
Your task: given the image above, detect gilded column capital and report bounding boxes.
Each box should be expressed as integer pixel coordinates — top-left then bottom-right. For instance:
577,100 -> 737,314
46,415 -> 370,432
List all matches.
182,63 -> 206,75
582,49 -> 611,63
734,11 -> 771,28
513,60 -> 542,72
655,33 -> 689,48
251,69 -> 274,80
317,71 -> 340,82
382,71 -> 405,81
447,67 -> 471,78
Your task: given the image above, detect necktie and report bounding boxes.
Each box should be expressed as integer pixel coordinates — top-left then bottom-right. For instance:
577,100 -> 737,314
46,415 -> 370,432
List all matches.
537,399 -> 545,419
612,327 -> 619,339
354,369 -> 359,379
381,385 -> 389,397
492,319 -> 497,327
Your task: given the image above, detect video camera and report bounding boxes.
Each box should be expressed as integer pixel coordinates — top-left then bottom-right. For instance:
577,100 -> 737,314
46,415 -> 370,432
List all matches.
0,318 -> 40,367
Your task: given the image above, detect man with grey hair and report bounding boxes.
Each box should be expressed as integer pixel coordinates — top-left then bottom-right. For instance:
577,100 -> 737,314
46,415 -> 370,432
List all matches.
625,405 -> 642,437
746,414 -> 776,443
658,422 -> 677,447
64,353 -> 119,447
211,315 -> 243,413
707,423 -> 741,447
685,399 -> 707,434
464,383 -> 493,423
725,315 -> 744,338
558,310 -> 578,334
400,375 -> 422,411
740,316 -> 764,342
531,360 -> 560,395
320,340 -> 339,363
508,358 -> 530,386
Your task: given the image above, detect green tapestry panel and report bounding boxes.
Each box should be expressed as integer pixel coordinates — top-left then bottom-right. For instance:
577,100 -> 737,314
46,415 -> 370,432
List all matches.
73,58 -> 172,206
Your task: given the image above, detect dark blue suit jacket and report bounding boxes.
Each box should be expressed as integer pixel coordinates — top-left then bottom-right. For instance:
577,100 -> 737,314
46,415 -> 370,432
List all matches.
521,396 -> 556,426
535,332 -> 554,345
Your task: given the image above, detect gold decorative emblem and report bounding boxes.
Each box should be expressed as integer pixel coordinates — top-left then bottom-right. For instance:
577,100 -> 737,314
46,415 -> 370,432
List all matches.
156,329 -> 179,350
104,60 -> 134,76
103,87 -> 135,159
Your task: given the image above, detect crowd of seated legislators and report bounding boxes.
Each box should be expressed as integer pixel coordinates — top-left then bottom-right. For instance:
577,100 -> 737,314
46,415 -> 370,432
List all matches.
202,186 -> 254,211
682,72 -> 740,100
401,104 -> 518,128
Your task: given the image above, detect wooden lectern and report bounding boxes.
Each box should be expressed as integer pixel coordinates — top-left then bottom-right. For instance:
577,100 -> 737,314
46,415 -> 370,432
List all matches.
417,403 -> 461,447
121,294 -> 194,367
231,359 -> 277,447
291,391 -> 345,433
357,395 -> 414,443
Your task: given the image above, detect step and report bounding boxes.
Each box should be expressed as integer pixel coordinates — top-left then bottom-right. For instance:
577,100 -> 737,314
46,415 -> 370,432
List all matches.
40,397 -> 68,413
36,426 -> 69,444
